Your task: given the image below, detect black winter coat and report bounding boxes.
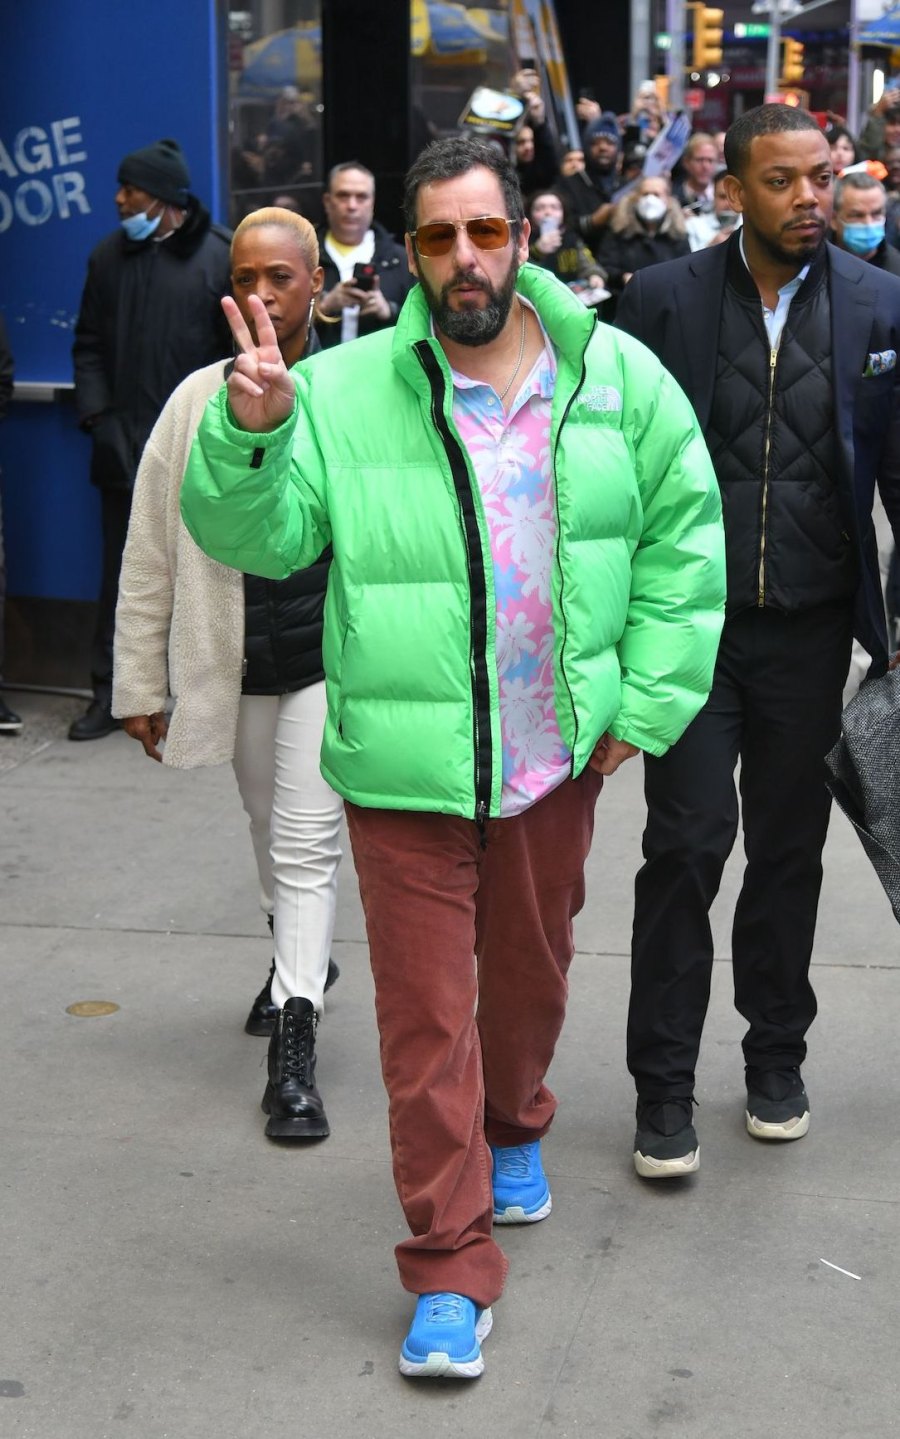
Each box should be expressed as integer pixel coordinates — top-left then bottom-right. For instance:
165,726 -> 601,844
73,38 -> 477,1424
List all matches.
615,233 -> 900,671
73,197 -> 232,490
554,167 -> 619,255
314,221 -> 415,350
597,223 -> 690,294
706,248 -> 857,614
515,120 -> 561,198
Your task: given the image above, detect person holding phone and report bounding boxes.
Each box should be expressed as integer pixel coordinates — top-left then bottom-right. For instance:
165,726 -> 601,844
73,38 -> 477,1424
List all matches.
527,191 -> 608,297
314,160 -> 414,348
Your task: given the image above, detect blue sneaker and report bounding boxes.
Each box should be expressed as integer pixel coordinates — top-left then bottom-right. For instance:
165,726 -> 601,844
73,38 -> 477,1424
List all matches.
490,1140 -> 552,1224
399,1292 -> 493,1379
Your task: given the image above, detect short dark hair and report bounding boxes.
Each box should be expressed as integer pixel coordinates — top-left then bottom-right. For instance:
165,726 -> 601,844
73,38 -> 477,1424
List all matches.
403,136 -> 525,234
326,161 -> 375,193
724,103 -> 823,180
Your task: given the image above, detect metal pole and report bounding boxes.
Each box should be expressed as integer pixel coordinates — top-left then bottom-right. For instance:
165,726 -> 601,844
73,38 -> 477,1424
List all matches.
765,0 -> 782,100
847,0 -> 861,131
666,0 -> 686,111
630,0 -> 652,103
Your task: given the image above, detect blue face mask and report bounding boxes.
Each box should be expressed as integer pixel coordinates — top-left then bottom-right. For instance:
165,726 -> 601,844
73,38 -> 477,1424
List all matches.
120,207 -> 162,242
841,221 -> 885,255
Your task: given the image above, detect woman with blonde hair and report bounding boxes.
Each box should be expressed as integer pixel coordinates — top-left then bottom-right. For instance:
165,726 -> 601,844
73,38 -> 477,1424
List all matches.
597,174 -> 690,315
113,208 -> 344,1142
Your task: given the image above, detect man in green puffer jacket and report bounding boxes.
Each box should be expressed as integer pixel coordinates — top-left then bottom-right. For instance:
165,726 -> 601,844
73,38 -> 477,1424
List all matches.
181,136 -> 725,1380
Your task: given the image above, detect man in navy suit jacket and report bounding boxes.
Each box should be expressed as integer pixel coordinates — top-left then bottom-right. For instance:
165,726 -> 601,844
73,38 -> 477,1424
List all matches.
615,104 -> 900,1179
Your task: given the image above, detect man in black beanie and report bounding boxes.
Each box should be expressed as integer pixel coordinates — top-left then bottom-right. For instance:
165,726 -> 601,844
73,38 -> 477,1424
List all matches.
555,112 -> 623,259
70,139 -> 232,740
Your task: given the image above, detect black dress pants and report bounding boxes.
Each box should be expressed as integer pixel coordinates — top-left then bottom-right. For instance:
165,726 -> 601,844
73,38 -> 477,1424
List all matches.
90,488 -> 132,707
627,602 -> 853,1100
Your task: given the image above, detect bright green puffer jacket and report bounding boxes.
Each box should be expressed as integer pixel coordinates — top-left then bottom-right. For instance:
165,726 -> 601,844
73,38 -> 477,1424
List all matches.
181,262 -> 725,819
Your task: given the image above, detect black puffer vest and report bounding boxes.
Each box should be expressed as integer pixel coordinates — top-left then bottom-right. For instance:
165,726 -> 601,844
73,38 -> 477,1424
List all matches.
242,556 -> 329,695
707,244 -> 858,615
233,332 -> 330,696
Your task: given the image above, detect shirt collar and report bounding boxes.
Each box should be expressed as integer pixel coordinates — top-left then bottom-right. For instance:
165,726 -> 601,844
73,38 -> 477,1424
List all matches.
739,228 -> 810,306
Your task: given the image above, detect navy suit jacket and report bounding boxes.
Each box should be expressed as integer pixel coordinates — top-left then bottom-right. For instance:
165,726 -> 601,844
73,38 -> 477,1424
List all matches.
616,233 -> 900,670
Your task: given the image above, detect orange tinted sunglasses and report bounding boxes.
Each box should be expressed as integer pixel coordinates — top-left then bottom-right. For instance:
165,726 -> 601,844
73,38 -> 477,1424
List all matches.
411,215 -> 513,257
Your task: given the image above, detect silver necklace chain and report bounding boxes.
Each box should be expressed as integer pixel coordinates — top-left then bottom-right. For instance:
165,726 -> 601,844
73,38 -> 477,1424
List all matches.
497,302 -> 527,403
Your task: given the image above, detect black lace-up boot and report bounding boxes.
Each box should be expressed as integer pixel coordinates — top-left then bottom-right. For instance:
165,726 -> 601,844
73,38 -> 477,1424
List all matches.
245,960 -> 279,1036
261,997 -> 330,1139
245,916 -> 340,1037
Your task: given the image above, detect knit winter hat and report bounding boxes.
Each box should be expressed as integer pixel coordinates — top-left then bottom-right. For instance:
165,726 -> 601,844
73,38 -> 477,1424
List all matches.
584,112 -> 622,148
117,138 -> 191,206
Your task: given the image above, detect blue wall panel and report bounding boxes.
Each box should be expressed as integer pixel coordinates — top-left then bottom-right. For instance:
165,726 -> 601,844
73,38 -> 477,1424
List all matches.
0,0 -> 223,601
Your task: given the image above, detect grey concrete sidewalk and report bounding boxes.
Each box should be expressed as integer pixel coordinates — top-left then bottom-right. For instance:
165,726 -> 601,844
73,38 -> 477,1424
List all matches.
2,688 -> 899,1439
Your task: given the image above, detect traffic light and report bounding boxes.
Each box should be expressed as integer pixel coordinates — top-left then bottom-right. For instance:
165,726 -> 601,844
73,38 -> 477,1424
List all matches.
687,4 -> 724,70
781,38 -> 805,86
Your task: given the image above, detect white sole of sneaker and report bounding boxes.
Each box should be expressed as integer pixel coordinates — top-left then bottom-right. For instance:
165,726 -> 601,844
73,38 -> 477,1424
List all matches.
633,1146 -> 700,1180
398,1308 -> 493,1379
493,1194 -> 552,1225
745,1109 -> 810,1141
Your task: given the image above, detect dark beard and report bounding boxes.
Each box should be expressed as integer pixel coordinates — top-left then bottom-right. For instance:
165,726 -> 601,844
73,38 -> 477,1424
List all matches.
418,259 -> 519,347
759,225 -> 826,268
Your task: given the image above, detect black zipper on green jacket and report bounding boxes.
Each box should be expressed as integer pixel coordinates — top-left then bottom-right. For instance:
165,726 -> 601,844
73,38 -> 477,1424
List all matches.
551,335 -> 592,773
414,340 -> 493,824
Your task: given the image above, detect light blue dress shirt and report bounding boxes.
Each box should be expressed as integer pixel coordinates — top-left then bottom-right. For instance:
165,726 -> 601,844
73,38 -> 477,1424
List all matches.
739,230 -> 810,349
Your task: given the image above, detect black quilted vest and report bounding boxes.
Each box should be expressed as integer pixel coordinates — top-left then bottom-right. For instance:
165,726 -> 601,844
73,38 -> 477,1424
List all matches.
241,555 -> 329,696
222,334 -> 331,697
706,243 -> 858,615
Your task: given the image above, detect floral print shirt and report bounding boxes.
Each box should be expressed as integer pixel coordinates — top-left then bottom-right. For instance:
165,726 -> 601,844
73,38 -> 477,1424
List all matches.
449,308 -> 572,815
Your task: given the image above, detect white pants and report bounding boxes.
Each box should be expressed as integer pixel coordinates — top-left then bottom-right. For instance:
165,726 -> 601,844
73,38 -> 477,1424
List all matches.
231,683 -> 343,1012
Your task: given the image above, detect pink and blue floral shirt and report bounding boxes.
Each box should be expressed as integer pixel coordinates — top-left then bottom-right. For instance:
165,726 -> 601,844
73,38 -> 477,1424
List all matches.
449,305 -> 572,816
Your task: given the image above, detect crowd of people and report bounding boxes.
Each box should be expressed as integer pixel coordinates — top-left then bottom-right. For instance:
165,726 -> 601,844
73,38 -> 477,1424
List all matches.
3,75 -> 900,1386
508,73 -> 900,317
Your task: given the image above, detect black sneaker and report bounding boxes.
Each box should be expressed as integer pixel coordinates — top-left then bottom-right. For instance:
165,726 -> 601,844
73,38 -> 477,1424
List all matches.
0,698 -> 23,734
745,1067 -> 809,1141
633,1097 -> 699,1179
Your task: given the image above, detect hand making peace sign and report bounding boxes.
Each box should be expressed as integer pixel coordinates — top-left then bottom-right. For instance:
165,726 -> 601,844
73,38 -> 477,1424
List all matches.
221,292 -> 298,433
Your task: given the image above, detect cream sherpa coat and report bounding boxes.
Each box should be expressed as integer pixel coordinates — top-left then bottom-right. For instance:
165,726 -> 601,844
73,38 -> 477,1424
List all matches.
112,359 -> 245,768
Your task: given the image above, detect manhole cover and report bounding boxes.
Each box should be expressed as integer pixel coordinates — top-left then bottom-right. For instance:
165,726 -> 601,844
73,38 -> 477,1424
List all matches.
65,1000 -> 120,1017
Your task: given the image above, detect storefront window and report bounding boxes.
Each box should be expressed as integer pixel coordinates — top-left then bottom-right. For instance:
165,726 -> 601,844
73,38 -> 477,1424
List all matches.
410,0 -> 513,142
227,1 -> 323,225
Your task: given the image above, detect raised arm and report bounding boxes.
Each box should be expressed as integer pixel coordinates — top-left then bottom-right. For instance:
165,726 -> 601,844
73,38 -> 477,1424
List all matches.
180,295 -> 332,579
221,293 -> 297,433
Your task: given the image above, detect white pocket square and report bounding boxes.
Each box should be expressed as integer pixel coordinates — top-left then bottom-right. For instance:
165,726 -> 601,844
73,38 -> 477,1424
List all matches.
864,349 -> 897,377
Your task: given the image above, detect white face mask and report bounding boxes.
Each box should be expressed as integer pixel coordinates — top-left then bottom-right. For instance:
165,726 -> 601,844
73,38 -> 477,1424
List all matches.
636,194 -> 667,224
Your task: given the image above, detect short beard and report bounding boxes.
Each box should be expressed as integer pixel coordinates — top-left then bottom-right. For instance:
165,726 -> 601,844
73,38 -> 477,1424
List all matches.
759,224 -> 825,268
418,257 -> 519,346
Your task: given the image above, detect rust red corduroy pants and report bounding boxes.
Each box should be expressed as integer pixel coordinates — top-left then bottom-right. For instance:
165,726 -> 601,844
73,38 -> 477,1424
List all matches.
345,766 -> 603,1307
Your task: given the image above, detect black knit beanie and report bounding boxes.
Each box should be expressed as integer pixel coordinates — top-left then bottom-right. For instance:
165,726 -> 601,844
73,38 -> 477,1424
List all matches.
117,138 -> 191,206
